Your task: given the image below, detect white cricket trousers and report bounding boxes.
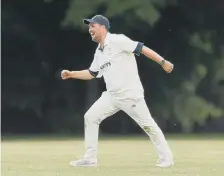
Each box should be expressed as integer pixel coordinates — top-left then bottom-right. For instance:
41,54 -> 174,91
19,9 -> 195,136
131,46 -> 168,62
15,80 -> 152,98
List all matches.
84,91 -> 173,160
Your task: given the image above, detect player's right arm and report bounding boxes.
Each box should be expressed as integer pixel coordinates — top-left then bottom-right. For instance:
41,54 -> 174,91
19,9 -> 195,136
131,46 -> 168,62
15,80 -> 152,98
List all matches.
61,69 -> 94,80
61,52 -> 101,80
62,50 -> 101,81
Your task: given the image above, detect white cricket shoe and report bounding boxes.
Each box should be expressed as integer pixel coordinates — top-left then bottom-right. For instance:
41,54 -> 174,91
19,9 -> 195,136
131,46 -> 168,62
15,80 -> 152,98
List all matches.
69,157 -> 98,167
156,158 -> 174,168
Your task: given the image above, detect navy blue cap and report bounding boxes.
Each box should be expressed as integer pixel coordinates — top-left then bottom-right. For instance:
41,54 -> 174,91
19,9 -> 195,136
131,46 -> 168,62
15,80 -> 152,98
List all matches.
83,15 -> 110,30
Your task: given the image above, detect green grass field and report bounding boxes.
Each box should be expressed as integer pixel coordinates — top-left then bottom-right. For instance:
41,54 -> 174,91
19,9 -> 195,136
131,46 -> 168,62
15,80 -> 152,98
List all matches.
2,135 -> 224,176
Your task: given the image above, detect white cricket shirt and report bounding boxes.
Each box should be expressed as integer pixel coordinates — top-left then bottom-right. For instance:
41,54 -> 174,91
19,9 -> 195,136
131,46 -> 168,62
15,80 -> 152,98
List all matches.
89,32 -> 144,99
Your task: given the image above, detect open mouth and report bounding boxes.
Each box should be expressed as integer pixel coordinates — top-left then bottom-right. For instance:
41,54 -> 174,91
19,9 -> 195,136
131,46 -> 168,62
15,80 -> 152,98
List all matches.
90,32 -> 95,38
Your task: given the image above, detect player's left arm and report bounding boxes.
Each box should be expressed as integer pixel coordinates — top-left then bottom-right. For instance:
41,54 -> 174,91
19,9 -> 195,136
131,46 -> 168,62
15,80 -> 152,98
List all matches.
116,34 -> 174,73
140,46 -> 174,73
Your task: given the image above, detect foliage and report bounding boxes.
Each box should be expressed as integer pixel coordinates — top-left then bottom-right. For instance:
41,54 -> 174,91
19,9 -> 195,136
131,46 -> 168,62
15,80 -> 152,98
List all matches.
2,0 -> 224,133
62,0 -> 177,28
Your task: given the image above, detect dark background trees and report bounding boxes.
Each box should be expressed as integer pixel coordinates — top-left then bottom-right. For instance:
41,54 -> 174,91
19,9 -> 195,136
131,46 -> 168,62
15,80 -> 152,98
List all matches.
2,0 -> 224,134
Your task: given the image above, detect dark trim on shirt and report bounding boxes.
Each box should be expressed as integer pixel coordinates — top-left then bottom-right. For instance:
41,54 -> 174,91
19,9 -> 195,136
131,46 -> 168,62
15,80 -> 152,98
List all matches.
88,69 -> 98,77
133,42 -> 144,56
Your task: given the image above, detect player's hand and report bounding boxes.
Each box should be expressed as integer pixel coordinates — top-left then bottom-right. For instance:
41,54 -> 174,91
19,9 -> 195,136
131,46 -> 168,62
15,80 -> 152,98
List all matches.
162,60 -> 174,73
61,70 -> 72,80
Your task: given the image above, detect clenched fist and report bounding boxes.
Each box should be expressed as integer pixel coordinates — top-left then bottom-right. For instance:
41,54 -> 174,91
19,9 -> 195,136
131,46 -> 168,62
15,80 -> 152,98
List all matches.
61,70 -> 73,80
162,60 -> 174,73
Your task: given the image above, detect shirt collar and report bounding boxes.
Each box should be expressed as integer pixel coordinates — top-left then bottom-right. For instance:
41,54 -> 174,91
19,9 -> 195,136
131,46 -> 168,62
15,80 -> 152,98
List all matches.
104,32 -> 110,46
98,32 -> 110,51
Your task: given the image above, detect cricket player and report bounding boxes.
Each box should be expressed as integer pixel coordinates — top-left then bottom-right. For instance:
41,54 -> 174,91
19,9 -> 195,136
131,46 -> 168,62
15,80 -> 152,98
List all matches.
61,15 -> 174,168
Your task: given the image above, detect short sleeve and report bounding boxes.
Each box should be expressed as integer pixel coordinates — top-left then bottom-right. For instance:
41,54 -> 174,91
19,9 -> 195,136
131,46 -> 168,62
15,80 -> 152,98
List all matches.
115,34 -> 144,56
88,53 -> 102,78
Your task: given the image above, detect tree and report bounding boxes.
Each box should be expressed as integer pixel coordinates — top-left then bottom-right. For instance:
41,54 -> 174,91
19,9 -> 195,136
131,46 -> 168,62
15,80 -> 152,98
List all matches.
61,0 -> 224,133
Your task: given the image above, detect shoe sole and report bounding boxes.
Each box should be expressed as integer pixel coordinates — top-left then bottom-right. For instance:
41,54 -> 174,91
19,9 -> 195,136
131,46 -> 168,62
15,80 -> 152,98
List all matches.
70,163 -> 98,167
156,163 -> 174,168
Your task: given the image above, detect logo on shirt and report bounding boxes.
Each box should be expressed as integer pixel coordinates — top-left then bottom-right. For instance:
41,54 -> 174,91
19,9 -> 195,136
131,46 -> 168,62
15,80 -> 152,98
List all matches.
100,61 -> 111,71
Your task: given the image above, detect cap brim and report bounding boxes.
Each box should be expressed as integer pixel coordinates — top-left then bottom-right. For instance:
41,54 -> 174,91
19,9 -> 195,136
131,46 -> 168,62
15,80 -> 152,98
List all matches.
83,19 -> 96,25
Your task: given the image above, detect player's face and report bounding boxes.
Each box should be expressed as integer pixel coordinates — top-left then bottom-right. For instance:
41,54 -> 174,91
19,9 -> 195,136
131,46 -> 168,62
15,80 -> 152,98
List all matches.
88,23 -> 103,42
